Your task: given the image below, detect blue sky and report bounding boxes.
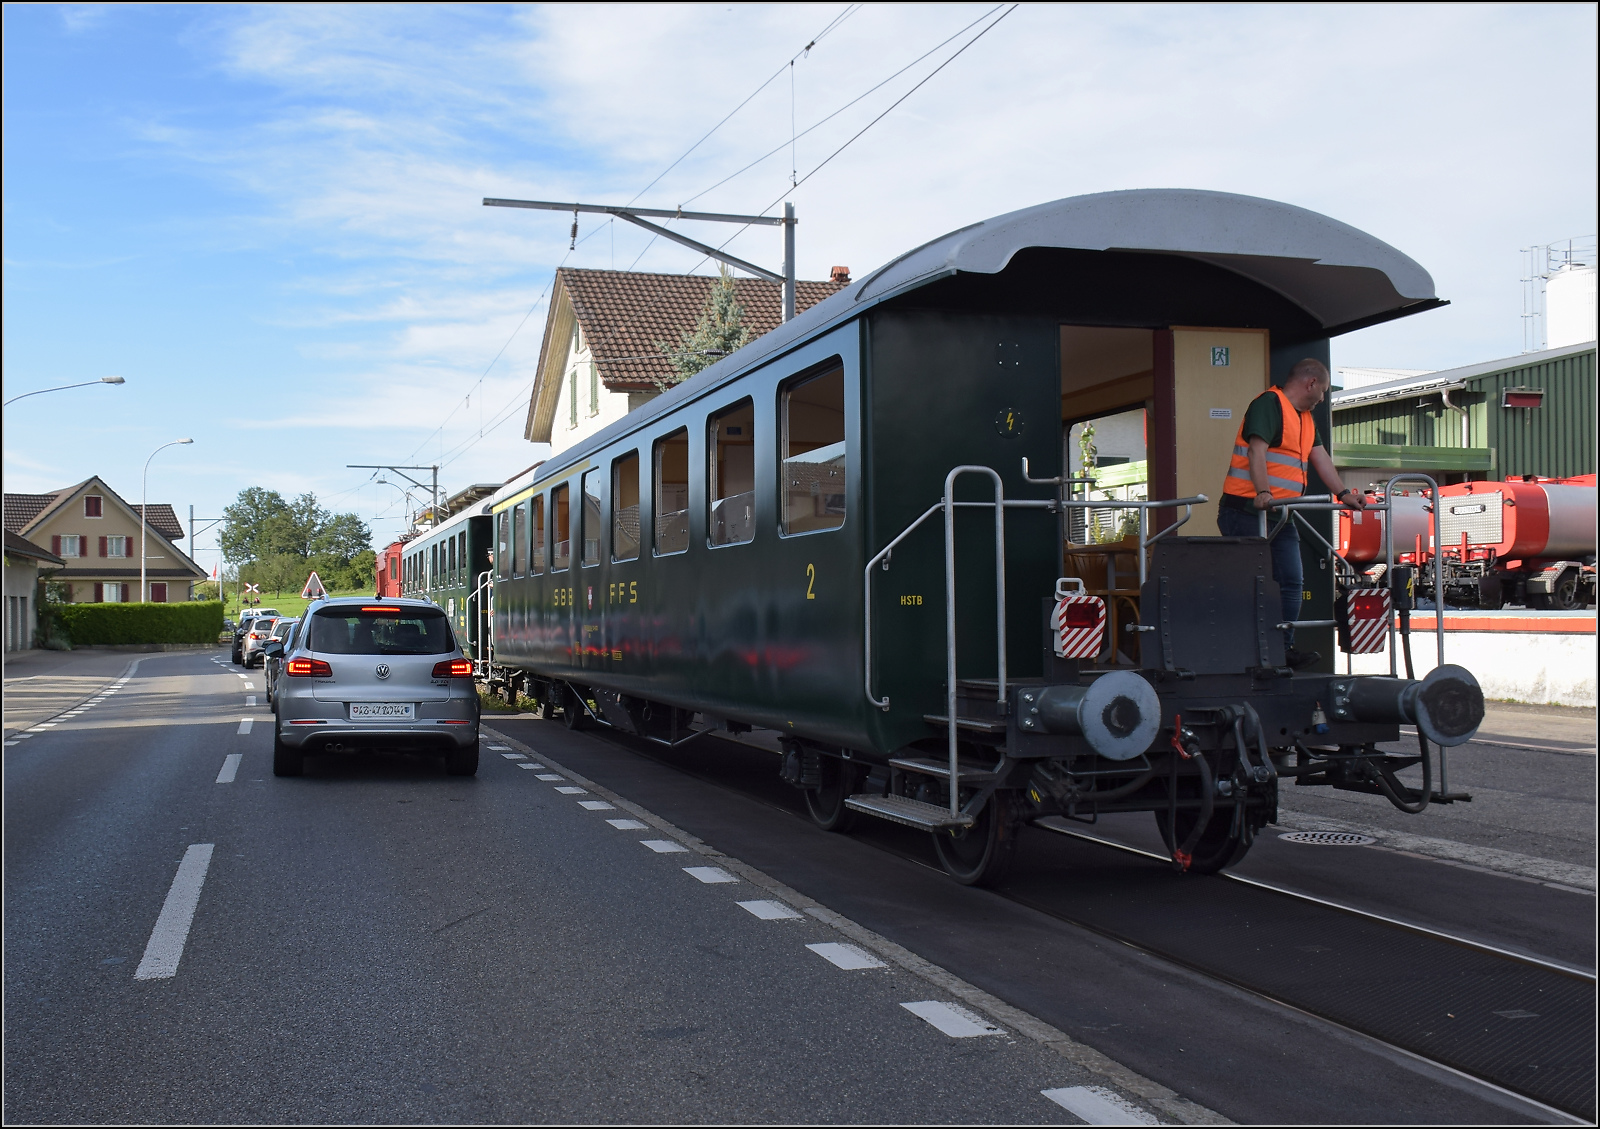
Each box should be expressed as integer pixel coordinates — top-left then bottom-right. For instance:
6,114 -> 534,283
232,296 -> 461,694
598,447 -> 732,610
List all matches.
4,3 -> 1595,575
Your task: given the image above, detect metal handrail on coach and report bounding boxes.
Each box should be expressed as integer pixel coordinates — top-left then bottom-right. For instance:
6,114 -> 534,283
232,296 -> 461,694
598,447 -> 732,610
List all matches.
862,461 -> 1204,819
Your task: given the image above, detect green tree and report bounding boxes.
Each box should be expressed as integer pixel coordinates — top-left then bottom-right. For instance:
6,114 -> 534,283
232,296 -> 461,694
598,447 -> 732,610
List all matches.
219,487 -> 291,563
657,263 -> 750,383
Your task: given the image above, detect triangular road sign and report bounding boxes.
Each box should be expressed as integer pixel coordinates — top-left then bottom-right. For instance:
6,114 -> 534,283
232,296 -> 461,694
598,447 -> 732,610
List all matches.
301,571 -> 328,599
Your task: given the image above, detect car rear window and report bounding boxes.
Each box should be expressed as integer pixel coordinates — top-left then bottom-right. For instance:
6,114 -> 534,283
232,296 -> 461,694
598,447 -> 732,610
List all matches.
310,607 -> 454,655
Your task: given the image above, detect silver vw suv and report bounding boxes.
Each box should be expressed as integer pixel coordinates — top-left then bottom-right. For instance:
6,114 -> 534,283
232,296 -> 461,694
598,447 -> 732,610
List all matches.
270,596 -> 480,777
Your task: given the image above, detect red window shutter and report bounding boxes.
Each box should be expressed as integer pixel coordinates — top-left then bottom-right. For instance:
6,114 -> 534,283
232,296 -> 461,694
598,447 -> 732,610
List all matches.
152,583 -> 167,603
94,582 -> 103,602
52,535 -> 61,555
99,536 -> 108,557
122,584 -> 131,602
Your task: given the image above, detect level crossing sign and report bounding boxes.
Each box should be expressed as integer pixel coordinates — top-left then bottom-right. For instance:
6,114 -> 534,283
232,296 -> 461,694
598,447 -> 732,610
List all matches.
244,583 -> 260,595
300,571 -> 328,600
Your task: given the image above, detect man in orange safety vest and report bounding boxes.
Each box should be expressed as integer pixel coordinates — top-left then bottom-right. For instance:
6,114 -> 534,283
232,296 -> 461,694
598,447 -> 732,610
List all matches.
1218,357 -> 1366,668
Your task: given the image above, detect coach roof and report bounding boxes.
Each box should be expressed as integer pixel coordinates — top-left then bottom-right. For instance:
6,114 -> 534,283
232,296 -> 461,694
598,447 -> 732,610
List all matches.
525,189 -> 1441,488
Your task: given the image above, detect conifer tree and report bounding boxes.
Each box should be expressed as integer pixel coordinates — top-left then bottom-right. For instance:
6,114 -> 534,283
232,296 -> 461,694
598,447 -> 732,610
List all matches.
658,263 -> 750,383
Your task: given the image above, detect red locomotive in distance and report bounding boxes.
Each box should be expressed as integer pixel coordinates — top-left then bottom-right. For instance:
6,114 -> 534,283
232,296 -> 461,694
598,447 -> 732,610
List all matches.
375,539 -> 406,598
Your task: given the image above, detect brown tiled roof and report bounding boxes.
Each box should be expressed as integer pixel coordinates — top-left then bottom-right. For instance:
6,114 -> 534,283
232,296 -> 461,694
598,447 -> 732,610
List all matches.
132,504 -> 185,541
4,529 -> 65,565
3,492 -> 63,534
560,269 -> 847,389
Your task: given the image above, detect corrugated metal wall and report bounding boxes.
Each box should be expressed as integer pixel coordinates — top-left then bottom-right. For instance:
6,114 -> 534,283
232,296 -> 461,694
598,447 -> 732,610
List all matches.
1481,348 -> 1595,479
1332,347 -> 1594,480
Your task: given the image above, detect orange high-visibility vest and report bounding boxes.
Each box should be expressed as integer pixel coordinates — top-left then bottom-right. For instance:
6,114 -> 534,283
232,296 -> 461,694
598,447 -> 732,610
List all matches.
1223,386 -> 1314,501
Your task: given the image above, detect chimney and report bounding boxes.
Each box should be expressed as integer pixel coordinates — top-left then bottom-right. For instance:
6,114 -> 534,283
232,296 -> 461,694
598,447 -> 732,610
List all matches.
830,266 -> 851,285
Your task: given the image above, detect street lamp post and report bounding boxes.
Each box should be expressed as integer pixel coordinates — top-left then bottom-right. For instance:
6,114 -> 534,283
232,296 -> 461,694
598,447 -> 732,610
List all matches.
142,439 -> 193,603
3,375 -> 125,408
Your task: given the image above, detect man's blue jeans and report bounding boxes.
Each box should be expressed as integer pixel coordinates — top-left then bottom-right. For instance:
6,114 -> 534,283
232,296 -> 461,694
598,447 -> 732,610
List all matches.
1217,506 -> 1303,648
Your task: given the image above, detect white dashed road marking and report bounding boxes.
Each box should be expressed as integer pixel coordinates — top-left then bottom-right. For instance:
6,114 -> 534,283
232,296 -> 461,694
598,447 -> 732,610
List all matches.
517,763 -> 539,770
216,754 -> 242,784
641,839 -> 689,854
683,866 -> 737,884
807,942 -> 885,969
487,745 -> 513,750
237,718 -> 253,735
243,683 -> 255,690
134,844 -> 215,981
1041,1086 -> 1159,1125
246,696 -> 257,706
900,1001 -> 1005,1038
535,774 -> 563,782
555,785 -> 587,795
606,819 -> 647,830
577,800 -> 614,810
500,752 -> 525,760
738,899 -> 802,921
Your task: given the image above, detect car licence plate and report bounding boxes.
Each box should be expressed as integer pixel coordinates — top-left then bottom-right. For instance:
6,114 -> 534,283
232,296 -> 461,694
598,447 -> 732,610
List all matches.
350,702 -> 414,720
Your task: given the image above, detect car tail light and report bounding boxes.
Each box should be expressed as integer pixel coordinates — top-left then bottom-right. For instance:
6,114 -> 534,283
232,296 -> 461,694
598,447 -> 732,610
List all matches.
286,657 -> 332,677
249,632 -> 265,640
432,659 -> 474,678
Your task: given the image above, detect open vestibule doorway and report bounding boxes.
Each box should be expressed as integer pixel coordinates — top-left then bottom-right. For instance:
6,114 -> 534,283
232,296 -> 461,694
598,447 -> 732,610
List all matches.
1058,325 -> 1271,662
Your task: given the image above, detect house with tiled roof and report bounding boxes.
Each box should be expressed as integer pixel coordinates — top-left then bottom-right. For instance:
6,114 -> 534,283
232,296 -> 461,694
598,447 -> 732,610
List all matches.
5,530 -> 64,651
525,267 -> 849,454
2,477 -> 205,604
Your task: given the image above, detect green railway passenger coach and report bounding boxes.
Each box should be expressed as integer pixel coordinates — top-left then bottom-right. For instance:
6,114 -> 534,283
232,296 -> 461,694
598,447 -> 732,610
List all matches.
400,508 -> 494,664
485,189 -> 1485,886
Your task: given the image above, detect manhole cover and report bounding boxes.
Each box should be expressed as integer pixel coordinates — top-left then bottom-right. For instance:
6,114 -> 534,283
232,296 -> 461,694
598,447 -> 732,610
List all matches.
1278,830 -> 1376,846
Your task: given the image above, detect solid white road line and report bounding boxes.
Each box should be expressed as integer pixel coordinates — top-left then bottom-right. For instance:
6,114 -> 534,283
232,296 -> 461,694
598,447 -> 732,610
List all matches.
245,696 -> 257,707
216,754 -> 242,784
641,839 -> 689,854
807,941 -> 884,969
555,785 -> 586,794
578,800 -> 615,810
738,900 -> 803,920
237,718 -> 253,735
607,818 -> 647,830
535,773 -> 563,781
900,1001 -> 1004,1038
134,844 -> 215,981
683,866 -> 737,884
1041,1086 -> 1159,1125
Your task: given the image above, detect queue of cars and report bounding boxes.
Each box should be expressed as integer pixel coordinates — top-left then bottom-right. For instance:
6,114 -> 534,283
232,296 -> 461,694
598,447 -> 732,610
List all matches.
240,597 -> 479,778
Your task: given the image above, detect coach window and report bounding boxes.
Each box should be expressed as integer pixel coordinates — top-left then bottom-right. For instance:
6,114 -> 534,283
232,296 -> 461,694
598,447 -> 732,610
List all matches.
459,532 -> 468,585
430,545 -> 439,588
581,469 -> 602,566
496,511 -> 511,580
511,504 -> 525,577
781,362 -> 846,535
709,399 -> 755,546
552,484 -> 571,571
654,428 -> 689,555
530,493 -> 546,574
612,451 -> 640,562
448,534 -> 458,585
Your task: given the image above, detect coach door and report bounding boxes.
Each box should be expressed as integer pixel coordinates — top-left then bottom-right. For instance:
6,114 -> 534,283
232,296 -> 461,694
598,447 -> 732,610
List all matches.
1165,327 -> 1269,537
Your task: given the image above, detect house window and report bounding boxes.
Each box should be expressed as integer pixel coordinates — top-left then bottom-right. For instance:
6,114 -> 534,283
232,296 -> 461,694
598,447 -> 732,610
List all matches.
151,582 -> 168,603
104,536 -> 130,558
569,370 -> 579,428
98,582 -> 130,603
56,535 -> 83,558
708,398 -> 756,547
84,495 -> 103,518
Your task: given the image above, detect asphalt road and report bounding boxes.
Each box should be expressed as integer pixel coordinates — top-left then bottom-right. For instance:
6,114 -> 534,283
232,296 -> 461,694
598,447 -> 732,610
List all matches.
5,650 -> 1172,1125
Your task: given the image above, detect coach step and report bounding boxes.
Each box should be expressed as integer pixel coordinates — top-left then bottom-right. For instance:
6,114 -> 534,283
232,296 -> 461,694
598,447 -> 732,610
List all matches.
844,793 -> 976,831
887,756 -> 998,784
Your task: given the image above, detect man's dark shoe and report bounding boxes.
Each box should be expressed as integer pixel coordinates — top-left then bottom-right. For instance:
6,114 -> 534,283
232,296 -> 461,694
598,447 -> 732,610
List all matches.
1285,648 -> 1321,670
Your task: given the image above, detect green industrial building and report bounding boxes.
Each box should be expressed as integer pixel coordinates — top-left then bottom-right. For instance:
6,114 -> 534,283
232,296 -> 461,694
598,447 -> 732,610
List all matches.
1331,341 -> 1596,488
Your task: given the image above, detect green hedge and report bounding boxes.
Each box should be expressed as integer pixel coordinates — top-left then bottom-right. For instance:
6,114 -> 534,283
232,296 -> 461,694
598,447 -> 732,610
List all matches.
54,601 -> 224,646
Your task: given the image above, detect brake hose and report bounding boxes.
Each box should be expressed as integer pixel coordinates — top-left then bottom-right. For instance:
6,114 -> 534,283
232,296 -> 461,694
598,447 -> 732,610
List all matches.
1373,732 -> 1432,814
1172,737 -> 1214,872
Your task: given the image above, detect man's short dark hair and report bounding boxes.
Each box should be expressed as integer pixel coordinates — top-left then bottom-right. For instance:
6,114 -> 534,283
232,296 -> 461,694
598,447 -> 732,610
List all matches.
1276,358 -> 1329,387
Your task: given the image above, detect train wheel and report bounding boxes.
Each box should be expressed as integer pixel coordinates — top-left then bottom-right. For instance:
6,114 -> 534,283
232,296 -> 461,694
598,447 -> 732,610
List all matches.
562,686 -> 588,730
1154,806 -> 1251,874
804,758 -> 859,833
933,792 -> 1022,887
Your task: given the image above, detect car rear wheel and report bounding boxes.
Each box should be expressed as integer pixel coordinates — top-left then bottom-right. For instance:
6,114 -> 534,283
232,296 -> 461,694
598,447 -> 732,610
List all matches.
446,743 -> 479,776
272,728 -> 302,777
